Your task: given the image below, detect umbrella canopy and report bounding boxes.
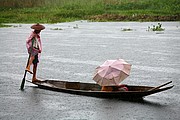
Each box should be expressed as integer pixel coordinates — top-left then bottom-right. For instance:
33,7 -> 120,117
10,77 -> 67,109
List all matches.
93,59 -> 131,86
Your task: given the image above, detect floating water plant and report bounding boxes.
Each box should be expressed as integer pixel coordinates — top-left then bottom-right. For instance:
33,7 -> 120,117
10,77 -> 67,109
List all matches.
13,24 -> 22,28
148,23 -> 165,31
0,24 -> 13,28
50,28 -> 63,30
73,24 -> 79,29
121,28 -> 133,31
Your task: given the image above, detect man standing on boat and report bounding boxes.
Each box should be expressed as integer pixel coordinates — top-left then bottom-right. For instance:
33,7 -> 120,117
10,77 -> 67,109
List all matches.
26,23 -> 45,82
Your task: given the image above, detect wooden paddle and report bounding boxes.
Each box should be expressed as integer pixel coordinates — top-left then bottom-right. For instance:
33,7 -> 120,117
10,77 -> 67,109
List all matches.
20,54 -> 31,90
148,81 -> 172,91
20,38 -> 34,90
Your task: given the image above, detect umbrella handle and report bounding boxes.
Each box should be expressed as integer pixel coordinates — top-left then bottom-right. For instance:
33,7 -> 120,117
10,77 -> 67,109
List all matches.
148,81 -> 172,91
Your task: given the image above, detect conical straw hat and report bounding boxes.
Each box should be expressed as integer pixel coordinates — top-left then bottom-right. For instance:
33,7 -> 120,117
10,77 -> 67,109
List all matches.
31,23 -> 45,30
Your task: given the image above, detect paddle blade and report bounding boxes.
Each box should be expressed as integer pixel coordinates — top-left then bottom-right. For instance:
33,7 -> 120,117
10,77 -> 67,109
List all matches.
20,78 -> 25,90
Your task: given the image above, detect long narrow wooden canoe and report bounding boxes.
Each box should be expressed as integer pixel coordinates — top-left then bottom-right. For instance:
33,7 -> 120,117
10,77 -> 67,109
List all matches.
28,80 -> 174,100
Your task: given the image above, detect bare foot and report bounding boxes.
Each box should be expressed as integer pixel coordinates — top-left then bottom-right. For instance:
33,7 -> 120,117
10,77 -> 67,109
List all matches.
26,68 -> 33,74
32,79 -> 41,83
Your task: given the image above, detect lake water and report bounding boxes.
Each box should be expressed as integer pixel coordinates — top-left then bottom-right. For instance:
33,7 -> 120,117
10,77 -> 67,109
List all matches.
0,21 -> 180,120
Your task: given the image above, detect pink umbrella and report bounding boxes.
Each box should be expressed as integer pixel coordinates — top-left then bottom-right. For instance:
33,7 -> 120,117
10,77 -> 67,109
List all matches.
93,59 -> 131,86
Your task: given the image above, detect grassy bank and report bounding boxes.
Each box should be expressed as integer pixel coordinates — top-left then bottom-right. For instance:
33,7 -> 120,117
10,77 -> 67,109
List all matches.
0,0 -> 180,23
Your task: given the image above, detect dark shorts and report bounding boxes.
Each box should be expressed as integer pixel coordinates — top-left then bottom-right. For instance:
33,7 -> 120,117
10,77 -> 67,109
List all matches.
33,54 -> 39,65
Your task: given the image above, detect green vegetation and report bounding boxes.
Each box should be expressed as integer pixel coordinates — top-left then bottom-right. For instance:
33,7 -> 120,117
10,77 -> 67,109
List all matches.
0,0 -> 180,24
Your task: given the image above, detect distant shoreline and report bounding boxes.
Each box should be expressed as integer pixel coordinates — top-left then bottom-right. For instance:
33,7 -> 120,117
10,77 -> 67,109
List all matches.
89,14 -> 180,22
0,0 -> 180,24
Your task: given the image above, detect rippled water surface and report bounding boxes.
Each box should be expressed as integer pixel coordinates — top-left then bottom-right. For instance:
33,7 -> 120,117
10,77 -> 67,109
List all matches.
0,21 -> 180,120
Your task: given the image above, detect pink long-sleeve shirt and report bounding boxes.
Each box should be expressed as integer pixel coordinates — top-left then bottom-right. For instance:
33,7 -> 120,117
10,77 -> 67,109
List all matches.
26,31 -> 42,56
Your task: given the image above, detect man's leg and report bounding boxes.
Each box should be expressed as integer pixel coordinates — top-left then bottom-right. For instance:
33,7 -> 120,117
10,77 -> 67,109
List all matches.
32,64 -> 37,82
32,54 -> 40,82
26,56 -> 34,74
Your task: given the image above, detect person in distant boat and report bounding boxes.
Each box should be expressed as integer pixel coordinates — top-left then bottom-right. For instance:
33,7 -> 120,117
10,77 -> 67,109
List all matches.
101,84 -> 128,91
26,23 -> 45,82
